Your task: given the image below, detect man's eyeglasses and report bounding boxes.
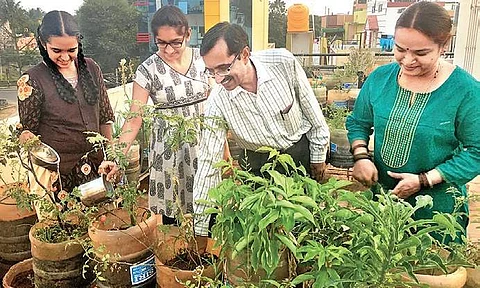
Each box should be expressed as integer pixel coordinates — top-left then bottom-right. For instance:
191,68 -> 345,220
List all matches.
204,50 -> 242,78
155,35 -> 185,49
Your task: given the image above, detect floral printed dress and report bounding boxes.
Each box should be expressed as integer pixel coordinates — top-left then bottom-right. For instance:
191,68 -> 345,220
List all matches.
134,48 -> 209,217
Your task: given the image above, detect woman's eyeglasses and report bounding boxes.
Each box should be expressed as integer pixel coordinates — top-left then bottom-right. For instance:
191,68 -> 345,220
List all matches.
155,35 -> 185,49
204,50 -> 242,78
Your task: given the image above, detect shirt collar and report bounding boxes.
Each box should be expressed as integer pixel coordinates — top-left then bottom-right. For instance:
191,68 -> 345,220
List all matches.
228,55 -> 273,98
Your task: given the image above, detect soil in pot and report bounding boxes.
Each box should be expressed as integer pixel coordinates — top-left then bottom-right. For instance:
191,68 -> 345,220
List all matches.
10,270 -> 34,288
2,258 -> 34,288
29,222 -> 90,288
165,248 -> 218,271
155,236 -> 219,288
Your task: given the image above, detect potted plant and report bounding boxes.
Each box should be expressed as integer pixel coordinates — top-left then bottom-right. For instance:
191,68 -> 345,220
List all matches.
155,210 -> 220,288
327,48 -> 375,104
83,131 -> 157,287
199,148 -> 335,286
200,147 -> 470,288
291,187 -> 469,287
0,122 -> 95,287
323,104 -> 354,169
0,123 -> 37,279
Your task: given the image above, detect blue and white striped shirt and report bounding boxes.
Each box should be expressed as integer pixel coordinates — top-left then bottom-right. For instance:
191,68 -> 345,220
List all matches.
193,48 -> 330,235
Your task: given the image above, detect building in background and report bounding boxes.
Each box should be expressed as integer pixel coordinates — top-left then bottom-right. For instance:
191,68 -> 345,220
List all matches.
134,0 -> 268,56
454,0 -> 480,79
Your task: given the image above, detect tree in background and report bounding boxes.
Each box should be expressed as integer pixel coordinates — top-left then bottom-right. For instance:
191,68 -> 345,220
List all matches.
268,0 -> 286,48
77,0 -> 140,74
0,0 -> 42,80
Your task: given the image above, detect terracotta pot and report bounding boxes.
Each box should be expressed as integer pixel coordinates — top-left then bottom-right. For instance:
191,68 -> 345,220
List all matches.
29,222 -> 89,288
416,267 -> 467,288
466,267 -> 480,288
155,234 -> 218,288
89,207 -> 157,287
2,258 -> 34,288
226,249 -> 289,286
0,183 -> 37,278
402,267 -> 467,288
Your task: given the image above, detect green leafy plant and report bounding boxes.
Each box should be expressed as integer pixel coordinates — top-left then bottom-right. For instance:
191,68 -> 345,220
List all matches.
199,148 -> 352,284
0,123 -> 95,243
199,147 -> 470,287
332,48 -> 375,90
323,104 -> 350,130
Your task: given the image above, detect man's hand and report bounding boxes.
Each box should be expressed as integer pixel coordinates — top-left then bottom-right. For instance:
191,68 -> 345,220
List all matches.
311,162 -> 326,182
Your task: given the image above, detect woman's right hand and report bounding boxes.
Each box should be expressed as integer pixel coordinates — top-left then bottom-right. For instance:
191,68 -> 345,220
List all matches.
18,130 -> 35,145
98,160 -> 121,183
352,159 -> 378,187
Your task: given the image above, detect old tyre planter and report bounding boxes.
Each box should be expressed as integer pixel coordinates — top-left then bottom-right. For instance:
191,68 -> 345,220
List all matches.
0,183 -> 37,278
329,129 -> 354,169
155,234 -> 218,288
89,207 -> 157,288
2,258 -> 34,288
29,222 -> 89,288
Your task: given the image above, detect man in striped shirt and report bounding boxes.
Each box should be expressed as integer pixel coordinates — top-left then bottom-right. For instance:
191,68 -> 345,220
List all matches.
193,22 -> 330,236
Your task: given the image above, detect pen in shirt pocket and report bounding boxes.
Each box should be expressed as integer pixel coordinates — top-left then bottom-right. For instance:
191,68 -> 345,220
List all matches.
280,102 -> 293,120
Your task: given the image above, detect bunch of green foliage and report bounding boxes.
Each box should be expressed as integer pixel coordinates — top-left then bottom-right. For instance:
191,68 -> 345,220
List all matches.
200,148 -> 469,288
323,104 -> 350,130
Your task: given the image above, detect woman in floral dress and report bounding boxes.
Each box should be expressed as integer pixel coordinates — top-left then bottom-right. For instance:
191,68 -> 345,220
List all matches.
101,6 -> 211,224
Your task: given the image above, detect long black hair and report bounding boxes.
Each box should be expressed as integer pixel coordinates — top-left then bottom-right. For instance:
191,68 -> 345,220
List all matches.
37,10 -> 98,105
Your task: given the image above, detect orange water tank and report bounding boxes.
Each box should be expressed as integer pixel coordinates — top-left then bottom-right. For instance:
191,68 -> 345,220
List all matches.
287,4 -> 310,32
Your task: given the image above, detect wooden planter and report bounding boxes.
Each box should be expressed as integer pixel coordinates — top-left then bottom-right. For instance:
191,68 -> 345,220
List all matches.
88,207 -> 157,287
155,234 -> 218,288
0,183 -> 37,278
2,258 -> 34,288
327,88 -> 360,104
29,222 -> 89,288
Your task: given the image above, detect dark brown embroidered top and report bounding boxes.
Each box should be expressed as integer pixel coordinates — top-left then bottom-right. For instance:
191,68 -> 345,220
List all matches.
18,58 -> 114,174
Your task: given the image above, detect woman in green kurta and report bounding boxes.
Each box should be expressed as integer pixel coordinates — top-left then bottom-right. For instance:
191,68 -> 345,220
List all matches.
346,2 -> 480,240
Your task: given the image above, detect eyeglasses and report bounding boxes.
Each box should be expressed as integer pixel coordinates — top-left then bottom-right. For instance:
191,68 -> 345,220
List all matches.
155,35 -> 185,49
204,50 -> 242,78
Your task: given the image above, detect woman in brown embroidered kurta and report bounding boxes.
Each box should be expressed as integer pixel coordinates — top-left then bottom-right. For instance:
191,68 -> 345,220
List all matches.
17,11 -> 114,193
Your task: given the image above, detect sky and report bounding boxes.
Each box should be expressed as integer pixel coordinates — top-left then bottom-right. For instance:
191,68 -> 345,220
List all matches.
18,0 -> 84,14
18,0 -> 354,16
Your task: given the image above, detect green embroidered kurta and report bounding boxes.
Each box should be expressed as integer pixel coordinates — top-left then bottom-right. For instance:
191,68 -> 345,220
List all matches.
346,63 -> 480,232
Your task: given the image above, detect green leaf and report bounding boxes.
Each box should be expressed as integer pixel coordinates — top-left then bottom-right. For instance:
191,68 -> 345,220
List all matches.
395,235 -> 421,252
258,209 -> 279,230
275,233 -> 297,255
289,195 -> 318,209
291,273 -> 315,285
239,193 -> 262,210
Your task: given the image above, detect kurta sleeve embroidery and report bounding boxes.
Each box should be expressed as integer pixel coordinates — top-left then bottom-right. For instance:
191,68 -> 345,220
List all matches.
18,74 -> 44,134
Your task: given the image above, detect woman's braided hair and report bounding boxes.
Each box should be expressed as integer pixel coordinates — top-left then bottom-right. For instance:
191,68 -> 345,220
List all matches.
37,10 -> 98,105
